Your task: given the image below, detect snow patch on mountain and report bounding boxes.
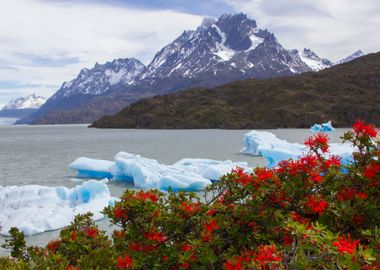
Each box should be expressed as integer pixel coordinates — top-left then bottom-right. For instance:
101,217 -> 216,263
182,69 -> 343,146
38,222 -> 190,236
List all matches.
53,58 -> 146,99
2,94 -> 46,110
336,50 -> 365,65
247,33 -> 264,51
298,48 -> 332,71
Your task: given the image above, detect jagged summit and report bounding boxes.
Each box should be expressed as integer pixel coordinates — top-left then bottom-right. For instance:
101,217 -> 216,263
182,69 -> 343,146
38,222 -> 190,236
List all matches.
298,48 -> 333,71
140,12 -> 310,85
51,58 -> 146,100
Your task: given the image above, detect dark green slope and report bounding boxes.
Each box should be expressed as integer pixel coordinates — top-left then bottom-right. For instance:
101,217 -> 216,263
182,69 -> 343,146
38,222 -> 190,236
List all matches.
91,52 -> 380,129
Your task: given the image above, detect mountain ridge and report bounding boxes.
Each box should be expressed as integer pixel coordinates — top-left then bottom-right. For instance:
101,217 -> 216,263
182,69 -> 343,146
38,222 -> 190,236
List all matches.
20,13 -> 366,124
90,52 -> 380,129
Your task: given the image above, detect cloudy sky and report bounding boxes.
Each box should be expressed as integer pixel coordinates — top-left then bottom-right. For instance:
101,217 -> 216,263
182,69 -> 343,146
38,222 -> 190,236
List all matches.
0,0 -> 379,107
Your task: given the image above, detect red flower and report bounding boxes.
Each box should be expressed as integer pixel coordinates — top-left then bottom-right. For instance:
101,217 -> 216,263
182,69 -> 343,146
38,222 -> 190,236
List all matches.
337,188 -> 367,202
182,244 -> 193,252
364,162 -> 380,180
129,242 -> 142,251
180,201 -> 201,215
282,235 -> 294,246
305,195 -> 329,215
324,155 -> 341,169
144,228 -> 166,242
205,219 -> 219,233
300,154 -> 319,168
117,254 -> 133,269
224,257 -> 244,270
180,263 -> 190,269
233,167 -> 252,186
207,208 -> 217,216
134,191 -> 158,202
255,167 -> 274,181
114,230 -> 126,239
308,171 -> 323,184
201,232 -> 212,242
47,239 -> 61,253
353,119 -> 378,138
142,244 -> 157,252
254,245 -> 282,265
70,231 -> 76,240
162,255 -> 168,262
114,206 -> 127,220
85,227 -> 98,238
333,234 -> 359,255
304,133 -> 329,153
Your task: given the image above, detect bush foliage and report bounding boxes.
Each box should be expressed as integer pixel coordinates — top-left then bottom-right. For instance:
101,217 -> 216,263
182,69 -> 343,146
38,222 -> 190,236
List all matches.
2,120 -> 379,269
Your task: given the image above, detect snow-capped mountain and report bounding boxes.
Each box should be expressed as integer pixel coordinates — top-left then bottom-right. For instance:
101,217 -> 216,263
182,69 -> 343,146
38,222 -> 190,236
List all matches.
139,13 -> 311,87
51,58 -> 146,100
2,94 -> 46,110
297,48 -> 333,71
336,50 -> 365,65
21,13 -> 367,124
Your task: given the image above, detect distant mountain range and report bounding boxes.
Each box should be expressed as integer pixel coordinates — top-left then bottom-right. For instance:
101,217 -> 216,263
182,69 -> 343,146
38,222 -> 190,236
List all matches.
19,13 -> 365,125
91,52 -> 380,129
0,94 -> 46,118
336,50 -> 365,65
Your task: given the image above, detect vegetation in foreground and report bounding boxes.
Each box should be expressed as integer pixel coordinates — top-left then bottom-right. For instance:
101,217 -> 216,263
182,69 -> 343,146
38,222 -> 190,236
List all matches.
1,120 -> 379,269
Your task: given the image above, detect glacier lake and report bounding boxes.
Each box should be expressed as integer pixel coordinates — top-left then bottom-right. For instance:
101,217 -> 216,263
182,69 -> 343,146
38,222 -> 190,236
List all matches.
0,118 -> 19,126
0,124 -> 350,255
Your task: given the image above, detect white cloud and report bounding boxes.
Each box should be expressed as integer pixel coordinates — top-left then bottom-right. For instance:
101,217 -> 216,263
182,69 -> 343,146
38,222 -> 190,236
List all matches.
0,0 -> 203,107
222,0 -> 380,60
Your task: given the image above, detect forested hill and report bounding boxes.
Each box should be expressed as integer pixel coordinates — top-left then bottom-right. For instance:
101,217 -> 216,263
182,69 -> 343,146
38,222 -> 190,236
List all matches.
91,52 -> 380,129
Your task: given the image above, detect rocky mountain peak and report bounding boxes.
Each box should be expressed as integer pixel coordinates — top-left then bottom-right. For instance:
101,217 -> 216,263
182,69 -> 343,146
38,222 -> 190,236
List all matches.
298,48 -> 333,71
2,94 -> 46,110
53,58 -> 146,99
336,50 -> 365,64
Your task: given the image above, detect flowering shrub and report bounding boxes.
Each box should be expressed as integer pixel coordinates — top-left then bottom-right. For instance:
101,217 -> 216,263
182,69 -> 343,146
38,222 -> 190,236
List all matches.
2,119 -> 379,269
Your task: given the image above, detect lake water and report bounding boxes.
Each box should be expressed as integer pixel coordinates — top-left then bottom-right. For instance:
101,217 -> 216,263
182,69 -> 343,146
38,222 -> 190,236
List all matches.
0,117 -> 18,126
0,124 -> 350,255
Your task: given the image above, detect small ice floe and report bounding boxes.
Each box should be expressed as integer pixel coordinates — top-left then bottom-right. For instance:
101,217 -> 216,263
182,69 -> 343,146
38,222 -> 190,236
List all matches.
0,180 -> 114,236
241,130 -> 354,167
69,153 -> 249,192
310,121 -> 335,132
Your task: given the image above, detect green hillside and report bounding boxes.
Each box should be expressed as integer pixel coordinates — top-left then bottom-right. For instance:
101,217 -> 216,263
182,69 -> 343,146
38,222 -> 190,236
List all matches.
91,52 -> 380,129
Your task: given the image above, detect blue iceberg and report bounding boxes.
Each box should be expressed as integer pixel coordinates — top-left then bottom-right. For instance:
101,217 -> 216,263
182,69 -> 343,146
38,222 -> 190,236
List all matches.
310,121 -> 335,132
69,153 -> 249,192
68,157 -> 114,179
241,130 -> 354,167
0,180 -> 114,236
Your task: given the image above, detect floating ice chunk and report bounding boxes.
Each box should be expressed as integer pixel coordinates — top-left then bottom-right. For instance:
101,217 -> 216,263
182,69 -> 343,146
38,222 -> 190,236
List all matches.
0,180 -> 113,236
310,124 -> 323,132
311,121 -> 335,132
173,158 -> 250,181
69,154 -> 247,191
69,157 -> 114,179
241,130 -> 354,167
113,152 -> 213,191
241,131 -> 284,156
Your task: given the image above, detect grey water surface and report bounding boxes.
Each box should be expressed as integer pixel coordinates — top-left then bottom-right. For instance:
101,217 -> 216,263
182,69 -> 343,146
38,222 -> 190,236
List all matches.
0,124 -> 350,255
0,118 -> 18,126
